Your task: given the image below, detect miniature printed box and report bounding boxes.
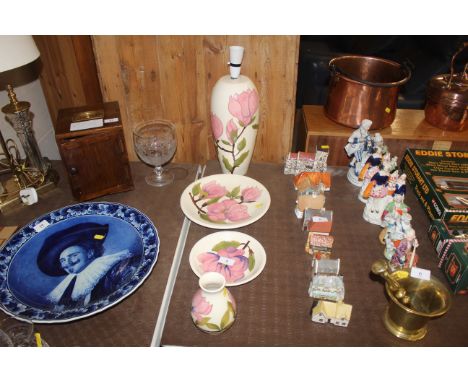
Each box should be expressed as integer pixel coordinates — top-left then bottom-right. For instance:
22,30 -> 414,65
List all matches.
284,150 -> 328,175
311,300 -> 352,327
303,208 -> 333,233
308,259 -> 345,301
428,220 -> 468,293
306,233 -> 334,259
401,149 -> 468,227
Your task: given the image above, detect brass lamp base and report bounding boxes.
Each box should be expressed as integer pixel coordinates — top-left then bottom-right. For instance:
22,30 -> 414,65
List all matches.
383,306 -> 427,341
0,169 -> 58,213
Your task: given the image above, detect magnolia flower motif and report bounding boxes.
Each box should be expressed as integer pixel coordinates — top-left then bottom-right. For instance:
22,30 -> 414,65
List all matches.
202,181 -> 227,199
211,113 -> 224,141
241,187 -> 261,202
228,89 -> 259,126
207,199 -> 249,222
191,289 -> 212,322
198,247 -> 249,282
226,119 -> 238,144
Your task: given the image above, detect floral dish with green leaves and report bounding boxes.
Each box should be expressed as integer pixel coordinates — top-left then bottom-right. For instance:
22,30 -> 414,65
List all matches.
180,173 -> 270,229
189,231 -> 267,286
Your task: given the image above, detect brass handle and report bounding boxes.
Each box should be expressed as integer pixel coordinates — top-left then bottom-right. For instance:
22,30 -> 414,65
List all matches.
371,260 -> 411,305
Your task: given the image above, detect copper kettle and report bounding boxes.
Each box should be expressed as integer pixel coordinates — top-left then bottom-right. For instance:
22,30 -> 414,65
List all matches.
424,43 -> 468,132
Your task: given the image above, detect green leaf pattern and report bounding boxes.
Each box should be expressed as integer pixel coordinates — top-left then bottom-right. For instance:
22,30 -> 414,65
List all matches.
196,297 -> 236,333
212,241 -> 241,252
214,100 -> 258,174
192,183 -> 201,196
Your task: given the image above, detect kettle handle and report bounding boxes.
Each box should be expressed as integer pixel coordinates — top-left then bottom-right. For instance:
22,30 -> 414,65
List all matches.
448,42 -> 468,88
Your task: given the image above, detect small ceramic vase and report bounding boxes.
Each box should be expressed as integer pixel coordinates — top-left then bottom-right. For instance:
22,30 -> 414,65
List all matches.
210,46 -> 260,175
191,272 -> 237,334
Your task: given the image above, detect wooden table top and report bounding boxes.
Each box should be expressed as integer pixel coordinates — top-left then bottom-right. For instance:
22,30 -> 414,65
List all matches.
1,160 -> 467,347
303,105 -> 468,142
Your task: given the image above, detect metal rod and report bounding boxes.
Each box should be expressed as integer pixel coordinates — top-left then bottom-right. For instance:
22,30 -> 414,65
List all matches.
150,164 -> 206,347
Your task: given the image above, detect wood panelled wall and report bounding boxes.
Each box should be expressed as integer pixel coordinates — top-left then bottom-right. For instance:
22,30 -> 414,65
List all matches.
33,36 -> 103,126
92,36 -> 299,163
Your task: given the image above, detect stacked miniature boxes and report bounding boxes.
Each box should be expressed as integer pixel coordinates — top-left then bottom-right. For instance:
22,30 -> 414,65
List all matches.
284,149 -> 352,327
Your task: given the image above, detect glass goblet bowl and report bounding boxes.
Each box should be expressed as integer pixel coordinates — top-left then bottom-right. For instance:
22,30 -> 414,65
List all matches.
133,119 -> 177,187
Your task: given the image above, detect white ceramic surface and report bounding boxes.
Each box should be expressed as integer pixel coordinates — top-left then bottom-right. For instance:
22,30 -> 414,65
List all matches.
180,173 -> 270,229
210,48 -> 260,176
189,231 -> 267,286
190,272 -> 237,333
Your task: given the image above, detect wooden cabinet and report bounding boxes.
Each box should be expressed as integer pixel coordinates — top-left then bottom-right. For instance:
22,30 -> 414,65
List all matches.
55,102 -> 133,201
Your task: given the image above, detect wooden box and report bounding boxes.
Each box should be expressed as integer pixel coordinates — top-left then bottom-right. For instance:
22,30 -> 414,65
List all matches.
55,102 -> 133,201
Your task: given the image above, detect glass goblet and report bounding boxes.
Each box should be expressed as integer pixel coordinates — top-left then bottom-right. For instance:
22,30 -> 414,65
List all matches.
0,317 -> 34,347
133,120 -> 177,187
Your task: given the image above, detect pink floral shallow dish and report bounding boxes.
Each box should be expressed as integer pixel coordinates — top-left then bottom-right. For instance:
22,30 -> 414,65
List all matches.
180,174 -> 270,229
189,231 -> 267,286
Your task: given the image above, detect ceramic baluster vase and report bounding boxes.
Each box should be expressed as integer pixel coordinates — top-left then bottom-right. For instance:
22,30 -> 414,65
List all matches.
190,272 -> 237,334
210,46 -> 260,175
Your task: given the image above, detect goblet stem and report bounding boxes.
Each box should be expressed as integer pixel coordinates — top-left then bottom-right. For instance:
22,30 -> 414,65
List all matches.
154,165 -> 164,179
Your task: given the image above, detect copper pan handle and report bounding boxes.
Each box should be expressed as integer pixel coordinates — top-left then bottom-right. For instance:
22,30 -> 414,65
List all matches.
329,60 -> 411,88
448,42 -> 468,88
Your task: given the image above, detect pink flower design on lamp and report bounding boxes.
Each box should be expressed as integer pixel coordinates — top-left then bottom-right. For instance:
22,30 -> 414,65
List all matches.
226,119 -> 238,144
191,289 -> 213,321
202,181 -> 227,199
207,199 -> 249,222
241,187 -> 261,202
198,247 -> 249,282
228,89 -> 259,126
211,113 -> 224,141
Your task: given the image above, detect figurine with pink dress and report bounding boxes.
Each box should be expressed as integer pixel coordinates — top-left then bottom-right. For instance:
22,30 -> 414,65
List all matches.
389,228 -> 419,270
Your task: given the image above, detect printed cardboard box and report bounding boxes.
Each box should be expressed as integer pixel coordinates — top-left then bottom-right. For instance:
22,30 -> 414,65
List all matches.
401,149 -> 468,227
428,220 -> 468,294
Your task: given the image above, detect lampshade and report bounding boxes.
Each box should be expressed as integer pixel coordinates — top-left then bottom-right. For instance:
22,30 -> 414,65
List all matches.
0,35 -> 40,73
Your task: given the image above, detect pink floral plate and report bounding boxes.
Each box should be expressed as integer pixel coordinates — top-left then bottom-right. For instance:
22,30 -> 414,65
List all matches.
180,174 -> 270,229
189,231 -> 267,286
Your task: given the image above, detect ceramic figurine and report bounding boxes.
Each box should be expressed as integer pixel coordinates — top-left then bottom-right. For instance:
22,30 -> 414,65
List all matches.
394,173 -> 407,196
211,46 -> 259,175
381,211 -> 413,261
358,147 -> 383,203
311,300 -> 352,327
389,228 -> 419,270
385,170 -> 400,196
344,119 -> 373,186
362,167 -> 392,225
191,272 -> 237,334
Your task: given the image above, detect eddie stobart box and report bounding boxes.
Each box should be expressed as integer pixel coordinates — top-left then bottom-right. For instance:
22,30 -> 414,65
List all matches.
401,149 -> 468,227
428,220 -> 468,294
